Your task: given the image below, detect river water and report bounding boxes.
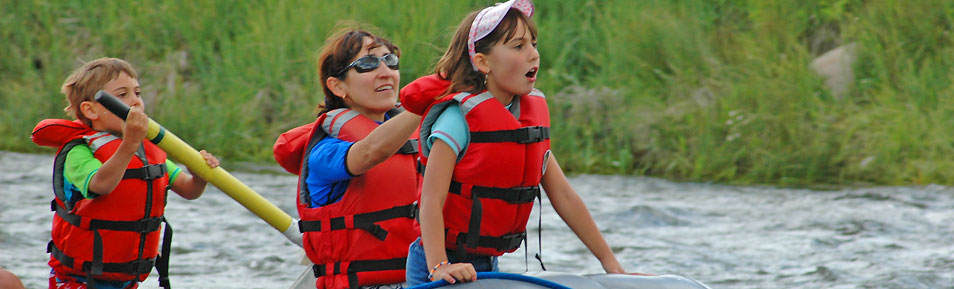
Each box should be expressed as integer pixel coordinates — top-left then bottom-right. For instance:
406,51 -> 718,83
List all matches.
2,151 -> 953,289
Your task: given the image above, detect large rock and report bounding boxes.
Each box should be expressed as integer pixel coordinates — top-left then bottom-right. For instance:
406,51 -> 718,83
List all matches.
811,43 -> 857,99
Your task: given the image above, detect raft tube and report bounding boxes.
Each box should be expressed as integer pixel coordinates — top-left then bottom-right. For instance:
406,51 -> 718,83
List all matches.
410,272 -> 710,289
289,270 -> 710,289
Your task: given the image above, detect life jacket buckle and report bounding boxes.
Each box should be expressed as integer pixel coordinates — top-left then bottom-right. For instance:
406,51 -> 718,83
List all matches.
312,264 -> 326,277
518,126 -> 549,144
132,258 -> 157,275
125,163 -> 167,180
513,186 -> 540,204
501,232 -> 527,251
141,163 -> 166,180
409,201 -> 419,219
137,217 -> 164,233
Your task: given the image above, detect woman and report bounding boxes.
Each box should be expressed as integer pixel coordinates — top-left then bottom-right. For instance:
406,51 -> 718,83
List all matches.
273,27 -> 422,289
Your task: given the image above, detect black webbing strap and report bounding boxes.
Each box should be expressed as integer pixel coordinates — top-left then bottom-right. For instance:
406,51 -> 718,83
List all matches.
298,203 -> 418,241
311,258 -> 407,289
311,263 -> 337,278
448,182 -> 539,204
90,230 -> 104,275
457,194 -> 483,261
416,160 -> 425,175
397,139 -> 419,155
123,163 -> 167,180
470,126 -> 549,144
156,221 -> 173,289
47,217 -> 171,288
534,191 -> 547,271
455,231 -> 527,253
347,258 -> 407,289
54,203 -> 164,233
48,241 -> 156,276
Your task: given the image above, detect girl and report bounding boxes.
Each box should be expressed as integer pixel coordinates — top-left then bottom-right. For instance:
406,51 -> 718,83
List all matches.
404,0 -> 626,285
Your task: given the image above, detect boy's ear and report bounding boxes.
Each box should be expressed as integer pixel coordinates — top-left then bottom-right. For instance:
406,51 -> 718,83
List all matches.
326,77 -> 348,99
473,52 -> 492,75
79,101 -> 99,121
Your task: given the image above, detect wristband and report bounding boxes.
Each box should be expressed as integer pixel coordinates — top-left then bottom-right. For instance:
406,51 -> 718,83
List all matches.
427,261 -> 450,281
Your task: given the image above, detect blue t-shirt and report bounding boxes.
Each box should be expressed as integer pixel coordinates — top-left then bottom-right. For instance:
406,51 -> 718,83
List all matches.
304,136 -> 356,207
305,114 -> 392,208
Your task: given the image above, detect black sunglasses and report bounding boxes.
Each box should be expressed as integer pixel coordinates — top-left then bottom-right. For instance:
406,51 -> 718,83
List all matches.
335,53 -> 399,76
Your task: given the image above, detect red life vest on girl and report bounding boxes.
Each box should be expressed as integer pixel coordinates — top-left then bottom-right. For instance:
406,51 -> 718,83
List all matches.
418,90 -> 551,257
273,108 -> 421,289
31,119 -> 173,287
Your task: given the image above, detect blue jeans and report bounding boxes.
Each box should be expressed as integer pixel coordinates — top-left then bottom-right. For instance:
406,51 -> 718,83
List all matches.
405,237 -> 498,286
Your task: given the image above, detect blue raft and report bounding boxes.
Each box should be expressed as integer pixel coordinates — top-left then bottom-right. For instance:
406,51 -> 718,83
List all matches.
290,270 -> 710,289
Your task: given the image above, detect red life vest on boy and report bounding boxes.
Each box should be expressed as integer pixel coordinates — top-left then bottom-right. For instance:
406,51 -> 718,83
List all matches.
273,108 -> 421,289
418,90 -> 551,257
31,119 -> 173,287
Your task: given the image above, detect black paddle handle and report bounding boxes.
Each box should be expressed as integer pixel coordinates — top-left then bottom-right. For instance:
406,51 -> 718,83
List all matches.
94,90 -> 130,120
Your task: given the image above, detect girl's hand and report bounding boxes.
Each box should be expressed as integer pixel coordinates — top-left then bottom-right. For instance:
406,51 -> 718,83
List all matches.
432,262 -> 477,284
602,260 -> 626,274
199,150 -> 220,168
601,260 -> 653,275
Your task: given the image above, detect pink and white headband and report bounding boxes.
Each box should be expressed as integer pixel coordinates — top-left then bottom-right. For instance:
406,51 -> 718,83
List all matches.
467,0 -> 534,71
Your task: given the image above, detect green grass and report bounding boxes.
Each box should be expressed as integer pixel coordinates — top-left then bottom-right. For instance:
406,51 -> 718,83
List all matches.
3,0 -> 954,186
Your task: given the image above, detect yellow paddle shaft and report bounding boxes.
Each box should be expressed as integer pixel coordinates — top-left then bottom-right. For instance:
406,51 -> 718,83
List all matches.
146,119 -> 302,247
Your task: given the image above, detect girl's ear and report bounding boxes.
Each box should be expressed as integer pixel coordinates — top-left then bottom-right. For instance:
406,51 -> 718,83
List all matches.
473,52 -> 492,75
79,101 -> 99,121
326,76 -> 348,99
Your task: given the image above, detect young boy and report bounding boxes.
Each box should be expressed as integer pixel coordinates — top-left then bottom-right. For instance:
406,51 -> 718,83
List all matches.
31,57 -> 219,289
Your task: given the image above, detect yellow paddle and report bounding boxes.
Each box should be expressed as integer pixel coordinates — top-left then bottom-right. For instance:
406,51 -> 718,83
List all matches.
95,90 -> 302,248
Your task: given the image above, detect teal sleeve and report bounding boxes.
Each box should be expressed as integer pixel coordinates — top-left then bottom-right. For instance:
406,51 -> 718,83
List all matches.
427,103 -> 469,156
166,159 -> 182,184
63,145 -> 101,199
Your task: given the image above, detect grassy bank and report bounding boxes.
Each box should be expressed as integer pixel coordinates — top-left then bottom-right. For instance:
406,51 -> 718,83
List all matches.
3,0 -> 953,186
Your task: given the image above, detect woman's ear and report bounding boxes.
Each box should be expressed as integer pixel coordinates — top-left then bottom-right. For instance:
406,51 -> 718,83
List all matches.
79,101 -> 99,121
326,76 -> 348,99
473,52 -> 492,75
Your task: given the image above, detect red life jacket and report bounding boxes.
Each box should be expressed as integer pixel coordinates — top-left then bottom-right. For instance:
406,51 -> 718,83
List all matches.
273,108 -> 421,289
31,119 -> 173,288
418,90 -> 551,257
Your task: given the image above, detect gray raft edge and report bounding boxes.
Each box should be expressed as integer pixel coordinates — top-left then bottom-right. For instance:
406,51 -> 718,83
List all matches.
289,269 -> 711,289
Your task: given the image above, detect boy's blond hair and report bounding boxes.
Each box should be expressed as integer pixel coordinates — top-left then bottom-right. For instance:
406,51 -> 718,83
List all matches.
61,58 -> 138,126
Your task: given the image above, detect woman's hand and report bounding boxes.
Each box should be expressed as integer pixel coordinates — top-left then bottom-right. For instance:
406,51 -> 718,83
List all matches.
431,262 -> 477,284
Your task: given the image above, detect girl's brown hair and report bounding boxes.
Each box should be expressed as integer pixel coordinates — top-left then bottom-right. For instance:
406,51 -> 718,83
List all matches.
316,26 -> 400,115
61,57 -> 139,126
434,8 -> 537,95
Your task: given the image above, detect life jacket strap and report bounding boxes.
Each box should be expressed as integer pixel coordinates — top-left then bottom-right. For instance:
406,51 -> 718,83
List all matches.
453,231 -> 527,252
448,182 -> 540,204
397,139 -> 419,155
311,258 -> 407,289
48,241 -> 155,276
298,203 -> 418,241
416,160 -> 426,175
156,221 -> 173,289
47,218 -> 173,288
470,126 -> 549,144
122,163 -> 167,180
53,202 -> 164,233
